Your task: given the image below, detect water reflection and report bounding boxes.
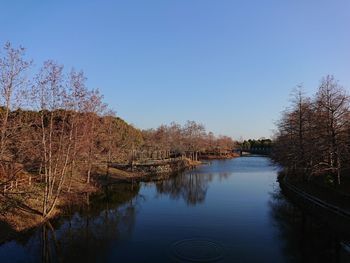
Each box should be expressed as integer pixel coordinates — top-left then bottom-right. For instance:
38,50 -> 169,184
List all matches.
154,169 -> 232,206
40,222 -> 61,263
1,158 -> 350,262
0,183 -> 141,263
53,183 -> 140,263
155,172 -> 214,205
268,189 -> 349,263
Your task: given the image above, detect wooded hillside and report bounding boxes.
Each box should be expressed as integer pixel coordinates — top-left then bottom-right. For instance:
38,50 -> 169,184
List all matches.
0,42 -> 236,221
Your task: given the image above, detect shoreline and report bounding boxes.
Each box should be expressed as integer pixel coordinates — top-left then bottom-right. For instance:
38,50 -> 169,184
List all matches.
200,152 -> 240,160
0,156 -> 235,241
278,174 -> 350,239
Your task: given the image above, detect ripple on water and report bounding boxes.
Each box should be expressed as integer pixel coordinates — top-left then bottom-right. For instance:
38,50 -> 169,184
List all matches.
171,238 -> 224,262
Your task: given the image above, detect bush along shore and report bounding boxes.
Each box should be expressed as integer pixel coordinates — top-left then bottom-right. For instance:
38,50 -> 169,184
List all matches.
0,42 -> 237,235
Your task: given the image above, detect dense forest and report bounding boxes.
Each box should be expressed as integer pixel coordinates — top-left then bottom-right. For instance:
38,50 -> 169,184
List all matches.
0,42 -> 236,221
272,76 -> 350,186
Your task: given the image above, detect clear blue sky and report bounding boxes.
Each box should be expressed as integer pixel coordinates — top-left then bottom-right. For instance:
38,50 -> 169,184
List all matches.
1,0 -> 349,139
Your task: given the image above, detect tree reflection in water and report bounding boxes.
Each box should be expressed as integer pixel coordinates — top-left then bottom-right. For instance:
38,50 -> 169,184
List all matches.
268,189 -> 350,263
155,172 -> 216,206
12,183 -> 141,263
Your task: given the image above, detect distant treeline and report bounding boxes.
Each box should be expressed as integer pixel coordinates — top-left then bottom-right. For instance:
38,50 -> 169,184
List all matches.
236,139 -> 273,155
0,42 -> 236,218
142,121 -> 236,158
240,139 -> 273,150
272,76 -> 349,185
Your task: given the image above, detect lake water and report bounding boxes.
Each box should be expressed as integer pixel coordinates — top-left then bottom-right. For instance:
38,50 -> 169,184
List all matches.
0,156 -> 348,262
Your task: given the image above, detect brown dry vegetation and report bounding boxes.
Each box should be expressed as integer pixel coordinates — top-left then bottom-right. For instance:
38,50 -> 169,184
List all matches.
273,77 -> 350,192
0,42 -> 236,232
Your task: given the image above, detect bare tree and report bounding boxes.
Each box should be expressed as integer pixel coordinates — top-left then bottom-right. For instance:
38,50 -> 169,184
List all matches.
66,69 -> 89,191
33,60 -> 74,217
315,75 -> 349,184
273,75 -> 349,185
82,89 -> 106,184
0,42 -> 31,169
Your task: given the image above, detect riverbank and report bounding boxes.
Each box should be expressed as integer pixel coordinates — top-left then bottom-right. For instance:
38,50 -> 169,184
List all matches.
0,157 -> 202,238
0,175 -> 98,239
200,152 -> 239,160
98,158 -> 202,183
279,172 -> 350,211
3,156 -> 341,263
278,173 -> 350,238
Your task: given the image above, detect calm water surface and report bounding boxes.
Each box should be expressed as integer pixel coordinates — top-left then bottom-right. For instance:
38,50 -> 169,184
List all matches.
0,156 -> 348,262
